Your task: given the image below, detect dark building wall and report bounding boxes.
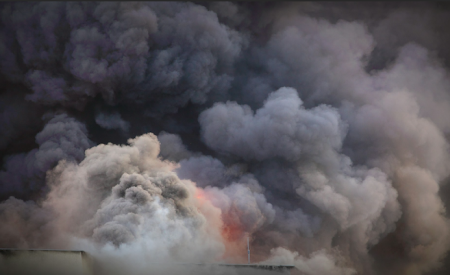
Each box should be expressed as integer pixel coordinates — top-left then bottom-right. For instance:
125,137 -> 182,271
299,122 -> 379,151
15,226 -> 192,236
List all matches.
0,250 -> 296,275
0,249 -> 93,275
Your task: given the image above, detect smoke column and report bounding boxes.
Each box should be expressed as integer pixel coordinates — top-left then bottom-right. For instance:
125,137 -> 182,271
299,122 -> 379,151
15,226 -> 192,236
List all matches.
1,2 -> 450,275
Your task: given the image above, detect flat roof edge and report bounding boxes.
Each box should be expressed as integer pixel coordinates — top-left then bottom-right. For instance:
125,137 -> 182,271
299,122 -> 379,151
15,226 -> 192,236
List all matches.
0,248 -> 86,253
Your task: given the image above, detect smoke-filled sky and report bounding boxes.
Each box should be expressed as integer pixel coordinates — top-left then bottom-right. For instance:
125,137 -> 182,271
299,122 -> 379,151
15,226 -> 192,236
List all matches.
1,2 -> 450,275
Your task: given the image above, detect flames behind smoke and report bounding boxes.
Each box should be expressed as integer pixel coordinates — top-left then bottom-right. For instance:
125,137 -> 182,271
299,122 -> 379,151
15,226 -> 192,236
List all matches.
1,2 -> 450,275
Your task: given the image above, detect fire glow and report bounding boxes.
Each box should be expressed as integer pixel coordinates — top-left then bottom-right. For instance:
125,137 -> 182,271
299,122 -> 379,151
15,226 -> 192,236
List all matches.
192,186 -> 249,263
1,2 -> 450,275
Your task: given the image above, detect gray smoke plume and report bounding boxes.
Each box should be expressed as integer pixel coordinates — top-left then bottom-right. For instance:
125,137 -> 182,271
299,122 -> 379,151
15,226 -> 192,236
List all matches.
95,111 -> 130,133
0,113 -> 93,199
1,2 -> 450,275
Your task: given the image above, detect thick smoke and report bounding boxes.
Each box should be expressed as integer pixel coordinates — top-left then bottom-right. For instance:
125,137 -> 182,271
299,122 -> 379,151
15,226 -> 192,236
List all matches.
1,2 -> 450,275
95,111 -> 130,133
0,113 -> 93,199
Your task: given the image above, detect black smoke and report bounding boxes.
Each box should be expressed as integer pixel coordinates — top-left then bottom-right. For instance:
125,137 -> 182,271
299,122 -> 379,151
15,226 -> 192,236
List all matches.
1,2 -> 450,275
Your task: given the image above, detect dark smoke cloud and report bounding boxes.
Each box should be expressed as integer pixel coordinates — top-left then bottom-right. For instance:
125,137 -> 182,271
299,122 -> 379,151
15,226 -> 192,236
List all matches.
1,2 -> 450,275
158,131 -> 194,162
95,111 -> 130,133
199,87 -> 345,163
0,93 -> 42,151
0,113 -> 92,199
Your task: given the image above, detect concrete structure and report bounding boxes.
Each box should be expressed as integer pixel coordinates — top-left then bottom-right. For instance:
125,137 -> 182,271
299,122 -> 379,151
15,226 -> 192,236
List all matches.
193,264 -> 296,275
0,249 -> 93,275
0,249 -> 295,275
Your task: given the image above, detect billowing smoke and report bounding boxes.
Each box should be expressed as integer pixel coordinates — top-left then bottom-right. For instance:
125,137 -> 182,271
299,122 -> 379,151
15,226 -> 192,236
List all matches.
1,2 -> 450,275
0,113 -> 93,199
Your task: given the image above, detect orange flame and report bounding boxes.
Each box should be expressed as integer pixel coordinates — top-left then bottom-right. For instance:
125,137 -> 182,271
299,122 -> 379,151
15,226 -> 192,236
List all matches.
219,210 -> 248,262
193,187 -> 248,263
